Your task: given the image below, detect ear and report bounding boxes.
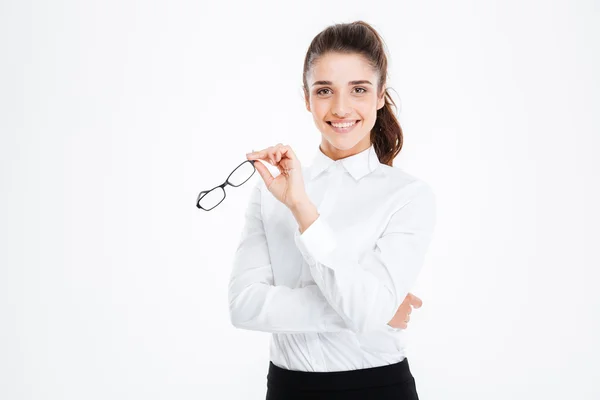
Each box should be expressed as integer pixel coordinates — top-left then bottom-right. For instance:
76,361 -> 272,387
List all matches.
305,96 -> 311,112
376,87 -> 386,110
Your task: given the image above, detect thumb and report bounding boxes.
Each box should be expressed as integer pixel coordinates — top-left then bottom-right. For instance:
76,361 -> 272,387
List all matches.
253,160 -> 275,188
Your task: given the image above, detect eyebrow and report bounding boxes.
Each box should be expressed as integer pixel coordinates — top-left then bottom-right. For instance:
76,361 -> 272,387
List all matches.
311,80 -> 373,87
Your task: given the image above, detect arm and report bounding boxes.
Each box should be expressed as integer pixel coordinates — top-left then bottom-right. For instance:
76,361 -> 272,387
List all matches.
292,180 -> 437,333
227,181 -> 350,334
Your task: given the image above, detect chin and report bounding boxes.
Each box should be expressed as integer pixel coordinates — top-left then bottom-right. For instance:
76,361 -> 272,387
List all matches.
325,135 -> 363,150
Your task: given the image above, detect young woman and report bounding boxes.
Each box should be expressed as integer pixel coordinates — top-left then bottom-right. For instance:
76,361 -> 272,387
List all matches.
228,21 -> 436,399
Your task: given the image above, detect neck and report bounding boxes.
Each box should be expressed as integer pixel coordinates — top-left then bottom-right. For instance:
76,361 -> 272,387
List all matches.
320,139 -> 371,161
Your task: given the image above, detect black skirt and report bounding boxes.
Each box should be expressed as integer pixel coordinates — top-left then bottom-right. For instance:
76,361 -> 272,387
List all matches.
266,357 -> 419,400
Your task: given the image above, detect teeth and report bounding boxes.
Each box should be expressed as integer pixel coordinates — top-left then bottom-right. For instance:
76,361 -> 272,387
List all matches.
331,121 -> 356,128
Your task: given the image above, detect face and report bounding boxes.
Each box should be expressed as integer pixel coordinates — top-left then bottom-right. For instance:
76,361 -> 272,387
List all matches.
305,52 -> 385,160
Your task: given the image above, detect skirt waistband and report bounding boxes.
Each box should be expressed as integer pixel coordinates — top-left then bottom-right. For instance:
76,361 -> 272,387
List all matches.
267,358 -> 414,392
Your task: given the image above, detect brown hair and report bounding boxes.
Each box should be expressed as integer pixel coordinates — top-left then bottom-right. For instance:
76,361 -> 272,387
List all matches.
302,21 -> 402,166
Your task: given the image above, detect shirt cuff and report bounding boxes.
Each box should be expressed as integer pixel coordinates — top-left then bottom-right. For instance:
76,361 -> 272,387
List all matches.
294,215 -> 337,266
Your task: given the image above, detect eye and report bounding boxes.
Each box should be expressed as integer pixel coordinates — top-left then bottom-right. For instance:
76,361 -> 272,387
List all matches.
317,87 -> 367,96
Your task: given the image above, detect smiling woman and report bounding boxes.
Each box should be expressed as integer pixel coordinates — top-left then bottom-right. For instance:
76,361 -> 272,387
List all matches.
229,20 -> 434,400
302,21 -> 403,166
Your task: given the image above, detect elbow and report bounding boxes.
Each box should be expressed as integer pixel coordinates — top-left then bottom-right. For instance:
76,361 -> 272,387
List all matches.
228,284 -> 259,330
227,285 -> 242,328
228,292 -> 246,329
228,301 -> 251,330
227,278 -> 246,328
229,300 -> 256,330
229,312 -> 245,329
229,305 -> 263,331
228,302 -> 241,328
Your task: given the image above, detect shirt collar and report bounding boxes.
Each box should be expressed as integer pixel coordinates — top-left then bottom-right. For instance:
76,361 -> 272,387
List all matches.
307,144 -> 382,181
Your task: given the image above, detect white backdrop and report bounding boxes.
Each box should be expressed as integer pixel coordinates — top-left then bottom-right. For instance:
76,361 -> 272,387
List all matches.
1,1 -> 599,399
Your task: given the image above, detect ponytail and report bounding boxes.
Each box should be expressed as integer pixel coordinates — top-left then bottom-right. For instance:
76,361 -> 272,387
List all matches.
372,88 -> 402,166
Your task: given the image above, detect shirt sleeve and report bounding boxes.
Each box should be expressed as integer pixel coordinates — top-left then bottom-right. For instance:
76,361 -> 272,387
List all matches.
227,180 -> 350,334
293,180 -> 437,333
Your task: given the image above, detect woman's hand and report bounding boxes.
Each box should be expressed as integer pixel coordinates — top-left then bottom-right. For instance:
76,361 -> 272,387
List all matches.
387,293 -> 423,330
246,143 -> 308,209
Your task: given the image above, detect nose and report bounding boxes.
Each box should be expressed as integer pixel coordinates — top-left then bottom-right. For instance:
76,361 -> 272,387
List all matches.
332,94 -> 351,118
332,109 -> 350,118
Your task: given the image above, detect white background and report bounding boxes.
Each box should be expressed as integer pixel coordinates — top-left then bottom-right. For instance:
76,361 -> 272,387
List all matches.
1,0 -> 599,399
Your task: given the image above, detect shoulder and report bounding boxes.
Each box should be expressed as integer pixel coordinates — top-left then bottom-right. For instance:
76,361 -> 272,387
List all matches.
376,166 -> 437,231
377,164 -> 436,202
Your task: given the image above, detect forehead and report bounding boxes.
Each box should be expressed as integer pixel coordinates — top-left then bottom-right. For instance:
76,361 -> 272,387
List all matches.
309,52 -> 377,83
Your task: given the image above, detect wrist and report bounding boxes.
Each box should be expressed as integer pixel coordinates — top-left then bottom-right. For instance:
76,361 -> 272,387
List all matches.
288,195 -> 312,212
289,197 -> 319,234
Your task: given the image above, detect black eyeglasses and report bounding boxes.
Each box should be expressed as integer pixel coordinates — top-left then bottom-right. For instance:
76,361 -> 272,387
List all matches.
196,159 -> 257,211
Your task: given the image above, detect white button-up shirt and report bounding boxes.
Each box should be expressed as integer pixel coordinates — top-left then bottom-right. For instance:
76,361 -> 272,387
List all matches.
228,144 -> 437,372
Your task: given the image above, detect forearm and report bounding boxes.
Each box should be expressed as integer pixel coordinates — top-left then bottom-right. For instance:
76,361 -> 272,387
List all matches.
230,182 -> 349,334
291,184 -> 436,333
228,280 -> 350,334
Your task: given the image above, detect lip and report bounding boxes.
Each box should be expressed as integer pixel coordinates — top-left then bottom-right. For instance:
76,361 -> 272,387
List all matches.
327,119 -> 360,134
328,119 -> 359,124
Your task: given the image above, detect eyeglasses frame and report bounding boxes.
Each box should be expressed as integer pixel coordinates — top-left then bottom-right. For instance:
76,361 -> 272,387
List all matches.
196,159 -> 257,211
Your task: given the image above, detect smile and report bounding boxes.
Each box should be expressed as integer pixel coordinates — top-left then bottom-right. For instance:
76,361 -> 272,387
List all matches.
327,120 -> 360,134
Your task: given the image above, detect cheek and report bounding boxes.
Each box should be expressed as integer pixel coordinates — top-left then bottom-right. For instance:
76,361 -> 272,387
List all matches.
343,96 -> 372,115
311,103 -> 328,119
360,103 -> 379,120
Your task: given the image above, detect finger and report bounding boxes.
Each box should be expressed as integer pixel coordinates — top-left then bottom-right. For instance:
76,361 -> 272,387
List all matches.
274,143 -> 284,160
265,146 -> 274,164
268,146 -> 280,165
250,153 -> 276,166
247,148 -> 274,163
410,295 -> 423,309
249,145 -> 294,167
268,147 -> 280,164
253,160 -> 275,188
281,145 -> 297,162
274,144 -> 289,164
400,293 -> 412,306
270,147 -> 285,166
246,149 -> 266,160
